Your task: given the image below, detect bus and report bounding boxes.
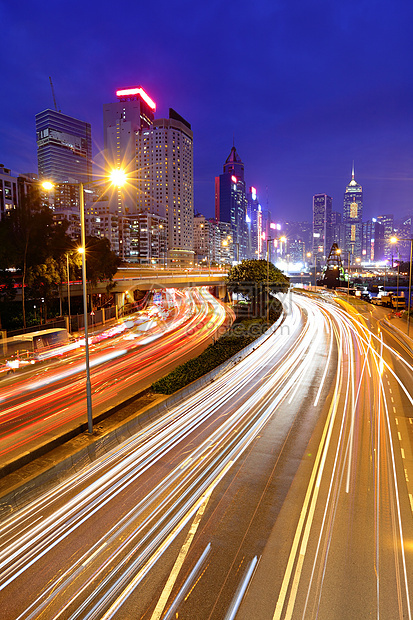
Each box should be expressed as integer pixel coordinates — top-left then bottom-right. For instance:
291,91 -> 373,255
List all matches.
1,328 -> 70,359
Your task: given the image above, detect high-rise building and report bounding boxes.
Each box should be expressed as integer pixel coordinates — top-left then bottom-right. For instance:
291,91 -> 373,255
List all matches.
312,194 -> 332,257
103,86 -> 156,215
136,109 -> 194,262
376,214 -> 394,261
36,109 -> 92,213
362,218 -> 385,261
343,165 -> 363,258
193,214 -> 213,264
247,186 -> 263,259
395,216 -> 412,261
215,146 -> 248,261
36,109 -> 92,185
0,164 -> 18,221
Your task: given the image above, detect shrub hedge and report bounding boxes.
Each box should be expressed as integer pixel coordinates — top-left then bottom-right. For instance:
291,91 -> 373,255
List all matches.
151,316 -> 275,395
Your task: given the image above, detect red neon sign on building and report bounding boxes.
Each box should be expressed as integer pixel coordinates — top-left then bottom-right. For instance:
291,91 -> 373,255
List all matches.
115,87 -> 156,111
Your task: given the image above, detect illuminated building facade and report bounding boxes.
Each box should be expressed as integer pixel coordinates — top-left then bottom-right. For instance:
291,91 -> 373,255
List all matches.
103,86 -> 156,215
36,109 -> 92,211
136,109 -> 194,262
0,164 -> 18,221
193,214 -> 212,264
376,214 -> 394,260
36,110 -> 92,185
343,165 -> 363,258
215,146 -> 248,261
312,194 -> 332,257
362,218 -> 385,261
247,186 -> 262,259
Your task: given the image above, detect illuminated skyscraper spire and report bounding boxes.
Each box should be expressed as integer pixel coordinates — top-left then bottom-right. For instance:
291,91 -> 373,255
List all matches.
343,163 -> 363,258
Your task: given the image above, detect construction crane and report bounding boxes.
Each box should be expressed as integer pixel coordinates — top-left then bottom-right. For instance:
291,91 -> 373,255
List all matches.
49,76 -> 60,112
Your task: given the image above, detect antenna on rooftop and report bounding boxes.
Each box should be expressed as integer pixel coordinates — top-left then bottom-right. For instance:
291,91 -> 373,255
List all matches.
49,76 -> 60,112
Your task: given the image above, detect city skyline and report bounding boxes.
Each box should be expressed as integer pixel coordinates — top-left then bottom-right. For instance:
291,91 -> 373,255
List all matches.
1,1 -> 413,224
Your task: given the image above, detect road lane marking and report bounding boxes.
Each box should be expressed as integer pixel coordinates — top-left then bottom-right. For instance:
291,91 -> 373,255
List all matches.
150,495 -> 211,620
82,542 -> 107,567
272,369 -> 341,620
150,462 -> 233,620
398,432 -> 402,441
401,448 -> 405,459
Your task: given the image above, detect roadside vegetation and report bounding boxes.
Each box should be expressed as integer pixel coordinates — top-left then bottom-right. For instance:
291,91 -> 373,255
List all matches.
0,187 -> 120,330
151,314 -> 280,395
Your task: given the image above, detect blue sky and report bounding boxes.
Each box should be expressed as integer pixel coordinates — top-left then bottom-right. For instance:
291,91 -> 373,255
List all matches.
1,0 -> 413,223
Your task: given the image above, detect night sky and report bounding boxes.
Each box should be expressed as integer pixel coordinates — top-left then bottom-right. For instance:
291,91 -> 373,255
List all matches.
1,0 -> 413,224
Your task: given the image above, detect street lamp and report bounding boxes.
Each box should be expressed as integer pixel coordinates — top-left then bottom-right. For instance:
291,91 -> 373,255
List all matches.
390,236 -> 413,336
42,169 -> 126,434
336,248 -> 350,298
66,253 -> 71,332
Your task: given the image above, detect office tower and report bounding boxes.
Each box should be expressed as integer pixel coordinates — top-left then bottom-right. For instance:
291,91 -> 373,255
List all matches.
247,186 -> 262,259
343,164 -> 363,258
36,109 -> 92,185
136,109 -> 194,264
103,86 -> 156,215
313,194 -> 332,257
36,109 -> 92,214
395,216 -> 412,261
194,214 -> 213,264
362,218 -> 385,261
215,146 -> 248,261
376,214 -> 394,260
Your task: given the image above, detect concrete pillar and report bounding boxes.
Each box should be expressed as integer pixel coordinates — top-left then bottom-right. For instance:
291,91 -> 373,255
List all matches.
217,284 -> 227,300
115,292 -> 125,315
1,330 -> 7,356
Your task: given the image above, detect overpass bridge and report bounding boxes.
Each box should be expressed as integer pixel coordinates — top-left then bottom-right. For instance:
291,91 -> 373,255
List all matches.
68,268 -> 228,310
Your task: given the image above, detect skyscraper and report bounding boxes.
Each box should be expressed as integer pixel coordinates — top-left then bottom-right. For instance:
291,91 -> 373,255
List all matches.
376,214 -> 394,261
103,86 -> 156,215
136,109 -> 194,263
36,109 -> 92,184
362,218 -> 385,261
312,194 -> 332,256
343,165 -> 363,259
215,146 -> 248,261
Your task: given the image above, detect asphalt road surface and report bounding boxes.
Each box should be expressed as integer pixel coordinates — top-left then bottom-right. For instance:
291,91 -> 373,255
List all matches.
0,292 -> 412,619
0,287 -> 228,470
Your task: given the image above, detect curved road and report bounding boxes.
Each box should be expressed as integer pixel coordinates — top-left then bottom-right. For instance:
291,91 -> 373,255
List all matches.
0,292 -> 412,619
0,287 -> 228,471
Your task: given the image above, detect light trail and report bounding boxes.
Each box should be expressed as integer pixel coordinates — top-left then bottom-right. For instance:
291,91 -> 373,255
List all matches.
0,292 -> 411,619
0,288 -> 228,461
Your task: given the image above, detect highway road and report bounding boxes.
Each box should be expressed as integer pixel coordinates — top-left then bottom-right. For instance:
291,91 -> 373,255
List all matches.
0,287 -> 228,471
0,292 -> 412,619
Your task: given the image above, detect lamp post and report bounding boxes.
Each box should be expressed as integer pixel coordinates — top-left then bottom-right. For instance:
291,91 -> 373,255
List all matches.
388,237 -> 413,336
390,236 -> 399,299
266,238 -> 276,324
42,168 -> 126,434
66,253 -> 72,332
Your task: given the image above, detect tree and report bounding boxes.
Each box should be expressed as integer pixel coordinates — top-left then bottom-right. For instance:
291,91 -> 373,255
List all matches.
227,259 -> 290,320
0,188 -> 70,326
83,236 -> 121,287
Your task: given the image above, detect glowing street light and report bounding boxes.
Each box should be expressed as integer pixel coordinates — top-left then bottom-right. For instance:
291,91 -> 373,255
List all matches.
41,169 -> 126,434
109,168 -> 127,187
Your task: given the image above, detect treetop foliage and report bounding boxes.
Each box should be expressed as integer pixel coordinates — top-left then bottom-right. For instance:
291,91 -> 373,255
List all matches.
227,259 -> 290,285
